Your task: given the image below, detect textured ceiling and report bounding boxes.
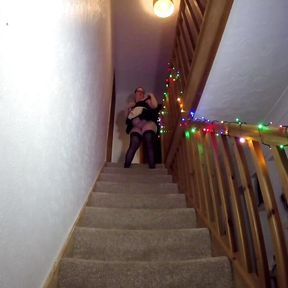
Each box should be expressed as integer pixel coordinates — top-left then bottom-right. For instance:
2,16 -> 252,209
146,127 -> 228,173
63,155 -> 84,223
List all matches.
197,0 -> 288,125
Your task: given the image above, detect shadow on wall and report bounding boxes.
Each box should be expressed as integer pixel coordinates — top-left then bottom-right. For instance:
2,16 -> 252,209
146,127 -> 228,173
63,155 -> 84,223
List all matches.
115,93 -> 135,162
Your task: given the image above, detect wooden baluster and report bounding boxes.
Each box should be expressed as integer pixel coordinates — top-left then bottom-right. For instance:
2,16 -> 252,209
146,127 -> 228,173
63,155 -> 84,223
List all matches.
191,134 -> 206,214
173,57 -> 184,102
196,0 -> 207,15
165,82 -> 173,139
181,139 -> 189,194
178,144 -> 186,193
178,27 -> 191,70
176,38 -> 189,82
181,8 -> 196,51
220,136 -> 252,272
202,133 -> 217,225
181,138 -> 190,194
178,141 -> 185,193
190,136 -> 201,209
195,133 -> 213,223
205,133 -> 225,236
248,140 -> 288,288
184,0 -> 202,33
174,47 -> 187,91
179,17 -> 194,64
271,146 -> 288,201
185,136 -> 196,207
231,138 -> 270,288
210,133 -> 237,252
172,153 -> 178,184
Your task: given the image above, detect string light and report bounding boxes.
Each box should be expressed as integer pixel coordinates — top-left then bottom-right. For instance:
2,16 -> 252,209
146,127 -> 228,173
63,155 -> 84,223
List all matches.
159,62 -> 288,151
239,137 -> 246,143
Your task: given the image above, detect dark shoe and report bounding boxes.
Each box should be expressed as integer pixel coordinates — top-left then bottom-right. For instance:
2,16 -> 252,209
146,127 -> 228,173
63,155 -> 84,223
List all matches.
124,162 -> 130,168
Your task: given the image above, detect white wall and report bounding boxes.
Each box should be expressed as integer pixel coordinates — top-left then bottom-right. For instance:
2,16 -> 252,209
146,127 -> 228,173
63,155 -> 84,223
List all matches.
197,0 -> 288,125
0,1 -> 113,287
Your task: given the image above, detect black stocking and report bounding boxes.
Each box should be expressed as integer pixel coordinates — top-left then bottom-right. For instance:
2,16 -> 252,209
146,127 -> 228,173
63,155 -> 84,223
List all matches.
124,132 -> 142,168
143,130 -> 156,169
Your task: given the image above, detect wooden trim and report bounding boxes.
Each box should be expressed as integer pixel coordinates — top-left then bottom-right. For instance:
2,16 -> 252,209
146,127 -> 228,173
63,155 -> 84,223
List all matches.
106,74 -> 116,162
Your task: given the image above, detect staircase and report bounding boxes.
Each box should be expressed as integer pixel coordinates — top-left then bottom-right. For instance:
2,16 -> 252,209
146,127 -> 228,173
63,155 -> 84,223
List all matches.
58,163 -> 232,288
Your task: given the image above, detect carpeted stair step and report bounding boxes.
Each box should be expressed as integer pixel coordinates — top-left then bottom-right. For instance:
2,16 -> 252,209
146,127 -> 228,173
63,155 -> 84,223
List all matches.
95,181 -> 178,194
98,173 -> 173,183
72,227 -> 211,261
102,166 -> 168,175
59,257 -> 232,288
79,207 -> 196,229
88,192 -> 186,208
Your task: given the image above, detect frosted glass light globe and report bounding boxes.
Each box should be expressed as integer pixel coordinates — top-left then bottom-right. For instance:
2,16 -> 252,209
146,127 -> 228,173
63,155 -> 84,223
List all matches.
153,0 -> 174,18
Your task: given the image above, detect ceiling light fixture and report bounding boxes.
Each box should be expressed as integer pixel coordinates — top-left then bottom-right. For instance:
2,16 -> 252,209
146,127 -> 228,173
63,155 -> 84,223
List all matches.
153,0 -> 174,18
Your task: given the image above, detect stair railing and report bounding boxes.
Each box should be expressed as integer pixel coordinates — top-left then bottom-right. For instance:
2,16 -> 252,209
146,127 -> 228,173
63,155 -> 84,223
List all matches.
165,120 -> 288,288
161,0 -> 288,287
163,0 -> 233,157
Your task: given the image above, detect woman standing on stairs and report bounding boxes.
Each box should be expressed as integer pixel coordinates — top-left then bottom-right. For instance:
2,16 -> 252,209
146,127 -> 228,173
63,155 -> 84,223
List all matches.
124,87 -> 159,169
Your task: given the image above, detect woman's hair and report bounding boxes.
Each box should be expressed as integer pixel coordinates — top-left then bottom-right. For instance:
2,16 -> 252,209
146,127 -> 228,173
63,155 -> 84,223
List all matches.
134,87 -> 145,94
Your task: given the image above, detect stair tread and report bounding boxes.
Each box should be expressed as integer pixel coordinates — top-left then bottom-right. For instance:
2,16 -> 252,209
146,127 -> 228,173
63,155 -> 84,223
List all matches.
62,255 -> 229,264
59,257 -> 232,288
90,192 -> 183,197
72,227 -> 211,261
57,162 -> 232,288
79,207 -> 196,229
88,192 -> 186,208
98,173 -> 173,183
102,167 -> 168,174
95,181 -> 178,194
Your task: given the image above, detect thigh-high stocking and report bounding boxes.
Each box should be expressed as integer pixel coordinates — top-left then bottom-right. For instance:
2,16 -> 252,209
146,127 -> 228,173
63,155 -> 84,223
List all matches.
124,132 -> 142,168
143,130 -> 156,169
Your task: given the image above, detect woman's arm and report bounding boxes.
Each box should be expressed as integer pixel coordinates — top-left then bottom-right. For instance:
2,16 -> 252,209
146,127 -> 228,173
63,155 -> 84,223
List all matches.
146,93 -> 158,109
126,101 -> 136,117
